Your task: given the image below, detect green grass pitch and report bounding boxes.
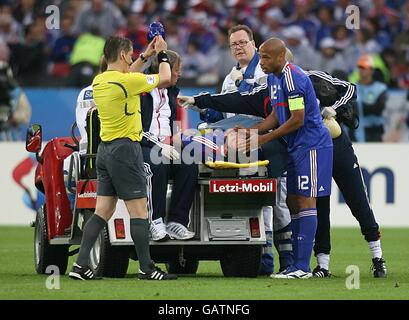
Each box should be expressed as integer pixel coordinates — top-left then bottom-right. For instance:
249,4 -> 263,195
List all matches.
0,226 -> 408,300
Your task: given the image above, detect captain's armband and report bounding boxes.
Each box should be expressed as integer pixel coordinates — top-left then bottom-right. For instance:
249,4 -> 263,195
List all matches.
288,96 -> 305,111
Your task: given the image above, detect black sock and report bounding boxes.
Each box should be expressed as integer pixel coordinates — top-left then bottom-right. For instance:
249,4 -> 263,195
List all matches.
130,218 -> 153,273
76,214 -> 106,267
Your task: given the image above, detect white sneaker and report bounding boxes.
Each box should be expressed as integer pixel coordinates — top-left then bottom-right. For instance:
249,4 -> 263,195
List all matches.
270,268 -> 289,279
150,218 -> 170,242
271,267 -> 312,279
166,222 -> 195,240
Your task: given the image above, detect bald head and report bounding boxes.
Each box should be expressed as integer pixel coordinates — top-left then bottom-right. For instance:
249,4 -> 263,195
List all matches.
260,37 -> 286,55
259,37 -> 287,75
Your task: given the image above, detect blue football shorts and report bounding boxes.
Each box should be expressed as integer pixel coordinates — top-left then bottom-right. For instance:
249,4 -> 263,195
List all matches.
286,147 -> 333,198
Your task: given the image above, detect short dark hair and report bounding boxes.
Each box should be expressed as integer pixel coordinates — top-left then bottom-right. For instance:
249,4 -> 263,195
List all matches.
103,36 -> 132,64
228,24 -> 254,41
149,50 -> 180,73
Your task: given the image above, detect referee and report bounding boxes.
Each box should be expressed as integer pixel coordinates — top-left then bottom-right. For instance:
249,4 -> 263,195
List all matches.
69,35 -> 177,281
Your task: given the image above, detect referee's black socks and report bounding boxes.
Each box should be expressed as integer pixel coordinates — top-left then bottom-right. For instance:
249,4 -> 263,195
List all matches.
130,218 -> 153,273
77,214 -> 107,267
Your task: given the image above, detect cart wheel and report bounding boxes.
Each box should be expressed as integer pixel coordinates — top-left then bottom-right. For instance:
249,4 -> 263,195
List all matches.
34,205 -> 69,275
89,226 -> 129,278
220,245 -> 262,277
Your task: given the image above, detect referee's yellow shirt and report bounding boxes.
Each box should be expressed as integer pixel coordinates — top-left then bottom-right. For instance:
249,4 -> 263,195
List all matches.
92,71 -> 160,142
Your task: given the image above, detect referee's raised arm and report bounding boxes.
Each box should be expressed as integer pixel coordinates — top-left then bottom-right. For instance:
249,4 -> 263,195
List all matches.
127,35 -> 172,88
153,36 -> 172,88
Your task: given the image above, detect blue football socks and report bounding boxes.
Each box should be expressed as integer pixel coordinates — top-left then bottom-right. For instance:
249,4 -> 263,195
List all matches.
290,208 -> 317,272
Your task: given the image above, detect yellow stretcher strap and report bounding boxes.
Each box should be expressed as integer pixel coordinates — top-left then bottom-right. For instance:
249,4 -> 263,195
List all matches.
205,160 -> 270,169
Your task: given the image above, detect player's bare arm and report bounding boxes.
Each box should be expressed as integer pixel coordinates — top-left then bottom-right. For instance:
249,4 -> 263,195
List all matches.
250,109 -> 279,134
260,108 -> 304,144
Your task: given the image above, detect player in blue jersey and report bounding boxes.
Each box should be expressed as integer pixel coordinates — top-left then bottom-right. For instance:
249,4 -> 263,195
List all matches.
179,38 -> 333,279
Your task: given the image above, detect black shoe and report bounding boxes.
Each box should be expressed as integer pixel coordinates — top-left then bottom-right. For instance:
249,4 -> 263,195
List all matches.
138,265 -> 177,280
372,257 -> 387,278
69,263 -> 101,280
312,265 -> 331,278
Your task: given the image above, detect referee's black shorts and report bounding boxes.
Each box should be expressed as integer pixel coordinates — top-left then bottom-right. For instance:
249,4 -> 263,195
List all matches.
96,138 -> 147,200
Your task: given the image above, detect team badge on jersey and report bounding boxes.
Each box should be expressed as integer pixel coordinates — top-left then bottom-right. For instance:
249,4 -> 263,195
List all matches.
146,75 -> 156,85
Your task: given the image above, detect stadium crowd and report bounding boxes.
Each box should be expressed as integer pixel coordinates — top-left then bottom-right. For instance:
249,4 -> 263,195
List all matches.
0,0 -> 409,142
0,0 -> 408,87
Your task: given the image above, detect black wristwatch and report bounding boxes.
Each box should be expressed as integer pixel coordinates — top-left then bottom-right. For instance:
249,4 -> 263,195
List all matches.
140,53 -> 147,63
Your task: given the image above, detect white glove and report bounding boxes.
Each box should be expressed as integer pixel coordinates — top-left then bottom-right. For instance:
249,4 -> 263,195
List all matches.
229,68 -> 243,85
321,106 -> 336,119
142,132 -> 180,160
178,95 -> 195,108
160,143 -> 180,161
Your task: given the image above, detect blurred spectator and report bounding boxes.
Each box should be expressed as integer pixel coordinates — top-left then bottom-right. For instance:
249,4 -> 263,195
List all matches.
332,23 -> 351,52
381,43 -> 409,90
64,0 -> 87,16
367,0 -> 389,29
13,0 -> 38,28
68,28 -> 105,87
403,0 -> 409,30
186,11 -> 216,54
352,54 -> 387,142
364,17 -> 391,49
9,20 -> 47,84
0,3 -> 24,44
378,48 -> 396,86
223,0 -> 256,29
72,0 -> 126,38
269,0 -> 294,17
0,0 -> 405,92
259,8 -> 285,41
383,9 -> 404,44
0,40 -> 9,62
0,56 -> 15,140
116,13 -> 148,60
381,48 -> 402,88
349,52 -> 390,86
182,38 -> 208,79
162,15 -> 183,52
207,27 -> 236,80
49,14 -> 76,77
114,0 -> 131,16
394,28 -> 409,66
8,76 -> 32,141
286,0 -> 319,46
316,37 -> 344,74
0,55 -> 31,141
343,27 -> 382,72
282,25 -> 318,70
334,0 -> 350,21
139,0 -> 165,22
315,3 -> 335,48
